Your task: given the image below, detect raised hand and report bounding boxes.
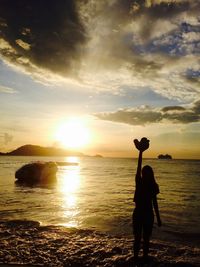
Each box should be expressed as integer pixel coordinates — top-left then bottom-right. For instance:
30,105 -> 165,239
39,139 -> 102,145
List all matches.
133,137 -> 150,152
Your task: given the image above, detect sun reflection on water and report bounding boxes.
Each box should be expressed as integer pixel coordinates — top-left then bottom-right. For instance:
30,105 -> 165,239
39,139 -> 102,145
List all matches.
65,156 -> 79,164
59,162 -> 81,227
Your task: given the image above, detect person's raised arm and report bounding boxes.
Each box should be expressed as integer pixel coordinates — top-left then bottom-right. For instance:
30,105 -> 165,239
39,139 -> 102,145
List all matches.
136,150 -> 143,183
134,137 -> 149,184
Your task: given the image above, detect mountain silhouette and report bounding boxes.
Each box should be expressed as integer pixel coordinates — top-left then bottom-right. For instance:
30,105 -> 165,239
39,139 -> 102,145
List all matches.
0,144 -> 84,157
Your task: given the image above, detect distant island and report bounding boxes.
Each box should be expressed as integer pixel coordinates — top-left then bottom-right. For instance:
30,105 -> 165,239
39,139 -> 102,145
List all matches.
158,154 -> 172,159
94,154 -> 103,158
0,144 -> 102,157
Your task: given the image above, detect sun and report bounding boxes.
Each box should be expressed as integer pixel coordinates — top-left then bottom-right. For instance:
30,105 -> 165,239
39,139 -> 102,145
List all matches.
55,118 -> 90,149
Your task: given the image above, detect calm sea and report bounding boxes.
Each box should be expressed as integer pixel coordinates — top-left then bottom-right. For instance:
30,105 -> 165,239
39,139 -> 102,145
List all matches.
0,156 -> 200,244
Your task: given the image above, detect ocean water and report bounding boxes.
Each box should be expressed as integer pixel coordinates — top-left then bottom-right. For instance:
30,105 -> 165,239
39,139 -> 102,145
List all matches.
0,156 -> 200,245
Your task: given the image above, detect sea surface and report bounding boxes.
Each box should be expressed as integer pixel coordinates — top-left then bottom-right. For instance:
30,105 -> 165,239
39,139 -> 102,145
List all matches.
0,156 -> 200,246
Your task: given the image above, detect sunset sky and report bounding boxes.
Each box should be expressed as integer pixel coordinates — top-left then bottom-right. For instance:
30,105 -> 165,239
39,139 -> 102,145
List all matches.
0,0 -> 199,159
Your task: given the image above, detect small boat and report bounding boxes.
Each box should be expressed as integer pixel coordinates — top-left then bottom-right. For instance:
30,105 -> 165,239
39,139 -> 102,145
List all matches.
158,154 -> 172,159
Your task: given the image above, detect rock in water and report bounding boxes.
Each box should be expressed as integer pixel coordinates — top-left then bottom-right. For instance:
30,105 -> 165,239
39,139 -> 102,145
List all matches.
15,162 -> 58,184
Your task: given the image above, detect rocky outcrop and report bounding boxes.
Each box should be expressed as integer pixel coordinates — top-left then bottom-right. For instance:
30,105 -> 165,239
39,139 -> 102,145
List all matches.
2,144 -> 84,156
15,162 -> 58,185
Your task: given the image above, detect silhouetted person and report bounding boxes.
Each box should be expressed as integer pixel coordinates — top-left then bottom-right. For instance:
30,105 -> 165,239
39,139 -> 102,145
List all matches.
133,137 -> 161,264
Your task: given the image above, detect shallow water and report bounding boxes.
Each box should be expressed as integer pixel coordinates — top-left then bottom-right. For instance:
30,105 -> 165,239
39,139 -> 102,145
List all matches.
1,220 -> 200,267
0,156 -> 200,245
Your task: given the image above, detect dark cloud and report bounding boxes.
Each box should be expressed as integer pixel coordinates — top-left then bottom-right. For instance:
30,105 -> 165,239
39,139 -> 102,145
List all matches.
164,111 -> 199,124
0,0 -> 87,76
95,100 -> 200,125
0,0 -> 199,102
161,106 -> 186,112
96,108 -> 162,125
192,100 -> 200,114
184,70 -> 200,86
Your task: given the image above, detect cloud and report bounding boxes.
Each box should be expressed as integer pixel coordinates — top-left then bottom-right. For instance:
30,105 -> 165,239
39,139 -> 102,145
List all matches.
0,0 -> 87,78
0,0 -> 199,102
0,133 -> 13,145
4,133 -> 13,144
0,85 -> 17,94
129,0 -> 191,41
95,100 -> 200,125
161,106 -> 185,112
76,0 -> 200,101
193,100 -> 200,114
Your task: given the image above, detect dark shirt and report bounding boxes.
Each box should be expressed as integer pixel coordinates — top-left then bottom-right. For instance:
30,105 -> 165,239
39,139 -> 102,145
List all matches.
134,173 -> 159,214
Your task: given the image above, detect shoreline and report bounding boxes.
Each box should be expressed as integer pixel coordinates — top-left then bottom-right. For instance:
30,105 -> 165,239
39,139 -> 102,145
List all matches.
1,155 -> 200,160
0,220 -> 199,267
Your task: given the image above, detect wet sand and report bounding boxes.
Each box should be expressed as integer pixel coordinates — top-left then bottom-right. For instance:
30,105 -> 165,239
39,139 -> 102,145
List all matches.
0,220 -> 199,267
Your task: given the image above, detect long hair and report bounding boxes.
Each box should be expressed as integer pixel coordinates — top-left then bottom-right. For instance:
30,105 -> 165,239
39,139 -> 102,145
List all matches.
134,165 -> 160,203
141,165 -> 159,194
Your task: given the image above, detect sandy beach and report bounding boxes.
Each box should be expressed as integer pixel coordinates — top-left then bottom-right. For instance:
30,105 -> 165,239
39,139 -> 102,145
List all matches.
0,220 -> 199,267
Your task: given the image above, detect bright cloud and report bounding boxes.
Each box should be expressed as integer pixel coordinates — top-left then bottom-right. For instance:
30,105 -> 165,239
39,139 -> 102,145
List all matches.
0,85 -> 17,94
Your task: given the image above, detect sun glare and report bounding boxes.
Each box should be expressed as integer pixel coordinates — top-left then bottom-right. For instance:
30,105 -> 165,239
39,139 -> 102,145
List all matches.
56,118 -> 90,149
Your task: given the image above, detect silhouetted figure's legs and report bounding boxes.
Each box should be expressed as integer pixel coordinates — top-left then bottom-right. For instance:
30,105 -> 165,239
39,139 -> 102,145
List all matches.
133,212 -> 142,263
143,217 -> 153,259
143,235 -> 150,258
134,232 -> 141,262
